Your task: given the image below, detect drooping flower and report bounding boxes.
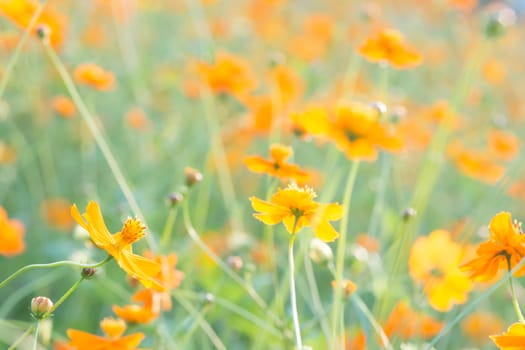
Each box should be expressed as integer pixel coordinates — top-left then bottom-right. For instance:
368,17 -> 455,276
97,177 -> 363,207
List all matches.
250,184 -> 343,242
491,322 -> 525,349
461,212 -> 525,282
409,230 -> 473,311
0,206 -> 25,256
358,28 -> 423,69
71,201 -> 164,290
74,63 -> 115,91
244,144 -> 311,183
66,317 -> 145,350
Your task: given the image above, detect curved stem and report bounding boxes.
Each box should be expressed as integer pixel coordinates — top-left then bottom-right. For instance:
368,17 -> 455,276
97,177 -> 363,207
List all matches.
330,160 -> 360,347
40,41 -> 155,250
0,256 -> 111,290
289,221 -> 302,349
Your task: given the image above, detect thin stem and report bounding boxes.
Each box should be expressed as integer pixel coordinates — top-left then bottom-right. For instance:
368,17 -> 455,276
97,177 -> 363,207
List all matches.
0,1 -> 47,99
8,324 -> 35,350
160,206 -> 179,249
42,277 -> 85,319
330,160 -> 360,348
289,218 -> 302,349
507,258 -> 525,323
0,256 -> 111,290
173,292 -> 227,350
351,295 -> 394,350
32,321 -> 39,350
40,41 -> 155,250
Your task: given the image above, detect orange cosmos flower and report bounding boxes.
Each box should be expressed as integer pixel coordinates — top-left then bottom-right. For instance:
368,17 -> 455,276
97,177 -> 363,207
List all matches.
244,144 -> 311,183
488,129 -> 520,161
250,184 -> 343,242
113,289 -> 166,324
491,322 -> 525,349
51,95 -> 76,119
197,52 -> 257,98
409,230 -> 473,311
358,28 -> 422,69
461,212 -> 525,282
41,198 -> 74,231
66,317 -> 145,350
268,64 -> 304,107
383,301 -> 443,340
461,312 -> 504,346
0,206 -> 25,256
74,63 -> 115,91
71,201 -> 164,290
0,0 -> 67,49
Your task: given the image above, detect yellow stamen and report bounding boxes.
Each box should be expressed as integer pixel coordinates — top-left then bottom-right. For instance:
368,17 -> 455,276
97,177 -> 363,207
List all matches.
119,218 -> 146,245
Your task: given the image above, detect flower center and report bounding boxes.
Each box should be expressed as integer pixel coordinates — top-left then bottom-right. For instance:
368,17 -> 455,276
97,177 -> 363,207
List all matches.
291,207 -> 304,218
120,218 -> 146,245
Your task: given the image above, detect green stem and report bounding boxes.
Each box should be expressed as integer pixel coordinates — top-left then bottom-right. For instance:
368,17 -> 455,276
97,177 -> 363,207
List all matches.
40,41 -> 155,250
0,256 -> 111,290
42,277 -> 85,319
330,160 -> 360,348
507,258 -> 525,323
160,206 -> 179,249
0,1 -> 47,99
8,324 -> 35,350
289,220 -> 302,349
32,321 -> 39,350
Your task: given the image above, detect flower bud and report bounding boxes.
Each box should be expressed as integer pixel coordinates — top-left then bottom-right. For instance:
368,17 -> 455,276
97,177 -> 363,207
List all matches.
31,296 -> 53,319
184,167 -> 203,187
309,238 -> 333,264
331,279 -> 357,298
81,267 -> 97,279
227,255 -> 243,271
402,207 -> 417,221
484,4 -> 516,38
168,192 -> 184,207
36,25 -> 51,42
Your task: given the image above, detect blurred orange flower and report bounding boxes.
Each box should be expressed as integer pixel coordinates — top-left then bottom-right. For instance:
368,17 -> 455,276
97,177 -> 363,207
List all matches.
461,212 -> 525,282
358,28 -> 422,69
51,95 -> 76,119
384,301 -> 443,340
71,201 -> 164,290
41,198 -> 74,231
74,63 -> 115,91
0,141 -> 17,164
461,312 -> 504,346
0,206 -> 25,256
113,289 -> 168,324
491,322 -> 525,349
409,230 -> 473,311
244,144 -> 311,183
197,52 -> 257,98
250,184 -> 343,242
125,107 -> 149,131
447,141 -> 505,184
66,317 -> 144,350
268,64 -> 304,107
0,0 -> 67,49
488,129 -> 520,161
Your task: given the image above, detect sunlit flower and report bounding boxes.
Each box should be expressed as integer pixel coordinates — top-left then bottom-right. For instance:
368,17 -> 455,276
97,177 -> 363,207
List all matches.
0,206 -> 25,256
491,322 -> 525,349
0,0 -> 67,49
461,212 -> 525,282
244,144 -> 311,183
358,28 -> 422,69
250,184 -> 343,242
71,201 -> 164,290
74,63 -> 115,91
66,317 -> 144,350
409,230 -> 473,311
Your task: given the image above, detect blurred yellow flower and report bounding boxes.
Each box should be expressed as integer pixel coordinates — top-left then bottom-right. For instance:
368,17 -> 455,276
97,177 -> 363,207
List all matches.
491,322 -> 525,349
250,184 -> 342,242
71,201 -> 164,290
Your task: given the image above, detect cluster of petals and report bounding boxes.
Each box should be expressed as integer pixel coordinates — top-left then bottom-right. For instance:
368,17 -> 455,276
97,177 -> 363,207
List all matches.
250,184 -> 342,242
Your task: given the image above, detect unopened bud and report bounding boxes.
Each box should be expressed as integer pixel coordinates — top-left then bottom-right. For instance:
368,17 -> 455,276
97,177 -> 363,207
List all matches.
36,25 -> 50,42
31,296 -> 53,319
484,4 -> 516,38
370,101 -> 387,117
227,256 -> 243,271
331,279 -> 357,298
309,238 -> 333,264
204,293 -> 215,305
81,268 -> 96,279
402,207 -> 417,221
184,167 -> 203,187
168,192 -> 184,207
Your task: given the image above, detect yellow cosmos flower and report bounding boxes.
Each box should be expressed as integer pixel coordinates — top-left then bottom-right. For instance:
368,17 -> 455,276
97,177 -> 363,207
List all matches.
461,212 -> 525,282
249,184 -> 343,242
71,201 -> 164,291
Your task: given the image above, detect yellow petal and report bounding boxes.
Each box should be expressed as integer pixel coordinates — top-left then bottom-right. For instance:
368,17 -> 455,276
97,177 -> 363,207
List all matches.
313,220 -> 339,242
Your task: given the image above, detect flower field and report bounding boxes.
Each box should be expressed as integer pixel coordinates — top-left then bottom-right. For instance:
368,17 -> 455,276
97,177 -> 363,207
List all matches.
1,1 -> 525,349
